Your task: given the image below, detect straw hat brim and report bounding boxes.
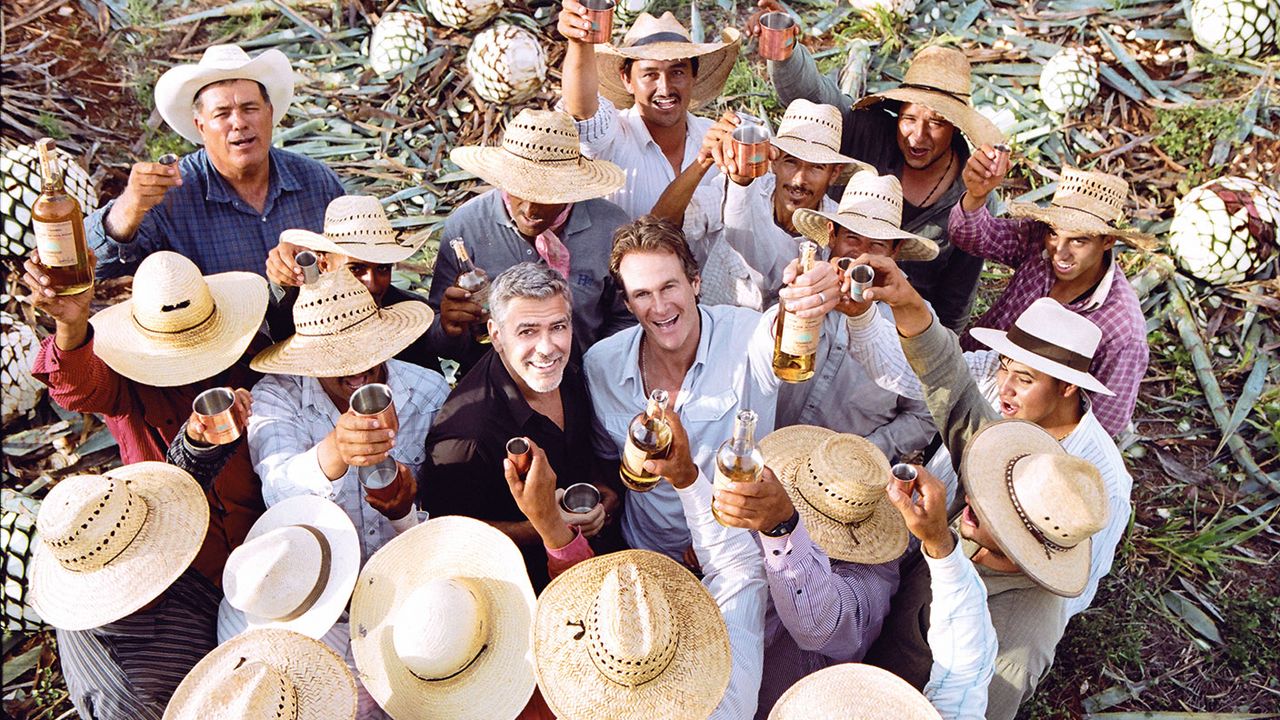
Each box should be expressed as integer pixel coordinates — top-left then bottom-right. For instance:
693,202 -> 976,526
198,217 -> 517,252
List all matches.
968,327 -> 1114,397
1006,202 -> 1155,243
163,628 -> 357,720
596,29 -> 741,110
769,136 -> 861,168
791,208 -> 939,262
855,88 -> 1004,149
29,462 -> 209,631
279,228 -> 430,266
960,419 -> 1091,598
155,49 -> 294,146
250,299 -> 432,377
349,516 -> 536,720
768,663 -> 942,720
449,146 -> 626,205
534,549 -> 731,720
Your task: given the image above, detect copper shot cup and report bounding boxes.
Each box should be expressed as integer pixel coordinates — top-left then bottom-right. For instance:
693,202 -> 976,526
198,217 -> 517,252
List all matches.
561,483 -> 602,514
891,463 -> 918,497
582,0 -> 615,44
506,437 -> 532,477
731,124 -> 771,179
192,387 -> 241,445
758,12 -> 798,61
849,264 -> 875,302
295,250 -> 321,285
359,459 -> 405,502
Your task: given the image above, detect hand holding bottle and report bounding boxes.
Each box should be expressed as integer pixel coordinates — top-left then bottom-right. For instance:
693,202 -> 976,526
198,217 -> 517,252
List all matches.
643,410 -> 698,490
21,248 -> 96,351
712,465 -> 795,531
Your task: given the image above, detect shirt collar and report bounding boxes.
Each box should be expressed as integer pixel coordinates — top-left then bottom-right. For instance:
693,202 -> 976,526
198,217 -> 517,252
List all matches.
621,106 -> 701,165
1077,252 -> 1118,311
490,351 -> 536,428
620,305 -> 712,399
489,189 -> 591,237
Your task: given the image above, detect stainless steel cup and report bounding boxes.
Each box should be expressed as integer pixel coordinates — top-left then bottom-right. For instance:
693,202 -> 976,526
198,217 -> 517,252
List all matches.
758,12 -> 798,61
561,483 -> 602,514
891,463 -> 918,497
506,437 -> 532,477
582,0 -> 616,44
731,124 -> 771,179
295,250 -> 321,285
192,387 -> 241,445
849,264 -> 875,302
157,153 -> 180,166
358,460 -> 403,502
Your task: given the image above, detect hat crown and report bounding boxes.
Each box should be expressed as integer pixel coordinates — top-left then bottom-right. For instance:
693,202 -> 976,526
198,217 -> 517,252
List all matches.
320,196 -> 399,247
1050,167 -> 1129,224
500,109 -> 584,165
194,660 -> 300,720
835,171 -> 905,230
798,435 -> 892,524
394,578 -> 490,681
38,474 -> 149,572
901,46 -> 973,99
224,526 -> 325,621
586,562 -> 679,688
1012,297 -> 1103,365
292,266 -> 381,339
622,12 -> 692,47
775,100 -> 843,152
198,44 -> 255,69
1009,454 -> 1108,549
130,251 -> 219,335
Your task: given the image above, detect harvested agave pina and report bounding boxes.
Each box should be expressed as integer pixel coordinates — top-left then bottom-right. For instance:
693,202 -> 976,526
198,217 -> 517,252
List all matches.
1039,47 -> 1099,115
1168,177 -> 1280,285
1,139 -> 97,258
425,0 -> 503,30
1189,0 -> 1278,59
369,11 -> 429,76
466,23 -> 548,105
1,312 -> 44,425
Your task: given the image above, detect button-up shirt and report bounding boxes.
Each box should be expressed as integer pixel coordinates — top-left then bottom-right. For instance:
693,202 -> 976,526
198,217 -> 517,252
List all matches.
87,148 -> 345,279
948,203 -> 1148,435
922,538 -> 998,720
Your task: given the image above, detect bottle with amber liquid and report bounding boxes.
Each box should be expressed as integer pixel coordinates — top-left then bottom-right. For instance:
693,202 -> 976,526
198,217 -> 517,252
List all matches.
450,238 -> 492,344
620,388 -> 672,492
32,139 -> 92,295
772,240 -> 822,383
712,409 -> 764,526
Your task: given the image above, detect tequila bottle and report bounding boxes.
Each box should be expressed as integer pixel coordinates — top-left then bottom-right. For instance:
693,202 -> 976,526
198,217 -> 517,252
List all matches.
772,241 -> 821,383
712,410 -> 764,526
32,139 -> 92,295
451,238 -> 491,344
619,389 -> 672,492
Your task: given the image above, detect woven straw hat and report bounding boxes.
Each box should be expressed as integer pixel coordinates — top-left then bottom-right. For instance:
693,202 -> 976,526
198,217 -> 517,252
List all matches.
768,663 -> 942,719
759,426 -> 908,564
960,419 -> 1108,597
89,251 -> 267,387
533,549 -> 731,720
969,297 -> 1114,397
281,196 -> 428,265
853,45 -> 1004,148
450,109 -> 626,205
29,462 -> 209,631
1007,167 -> 1154,242
155,44 -> 295,145
163,628 -> 357,720
792,171 -> 940,261
349,516 -> 536,720
596,13 -> 741,110
222,496 -> 360,640
770,99 -> 864,169
250,265 -> 432,377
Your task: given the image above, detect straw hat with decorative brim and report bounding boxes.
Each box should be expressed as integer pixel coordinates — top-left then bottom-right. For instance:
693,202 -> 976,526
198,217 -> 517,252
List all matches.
349,516 -> 536,720
450,109 -> 626,205
1007,167 -> 1154,243
89,251 -> 267,387
29,462 -> 208,631
163,628 -> 357,720
597,13 -> 741,110
155,45 -> 295,145
251,264 -> 432,377
969,297 -> 1113,396
793,171 -> 940,262
960,419 -> 1109,598
534,549 -> 731,720
760,426 -> 908,565
768,663 -> 942,719
853,45 -> 1004,149
280,195 -> 428,266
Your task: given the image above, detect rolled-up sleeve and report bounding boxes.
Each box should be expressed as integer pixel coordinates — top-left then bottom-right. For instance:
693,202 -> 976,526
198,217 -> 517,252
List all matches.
562,95 -> 620,160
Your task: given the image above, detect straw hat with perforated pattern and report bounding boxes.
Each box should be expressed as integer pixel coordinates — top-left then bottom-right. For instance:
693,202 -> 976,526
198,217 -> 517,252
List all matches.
596,12 -> 741,110
768,663 -> 942,720
792,170 -> 940,261
1007,167 -> 1154,242
280,196 -> 428,265
770,99 -> 865,169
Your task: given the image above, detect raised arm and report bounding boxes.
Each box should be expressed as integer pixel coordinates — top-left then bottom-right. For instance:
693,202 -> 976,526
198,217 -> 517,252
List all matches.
165,388 -> 252,491
558,0 -> 600,121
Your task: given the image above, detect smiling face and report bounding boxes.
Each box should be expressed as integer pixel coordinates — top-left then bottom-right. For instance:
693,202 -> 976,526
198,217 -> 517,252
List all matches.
506,195 -> 570,239
192,79 -> 274,178
896,102 -> 955,171
827,222 -> 902,260
621,59 -> 695,129
319,254 -> 393,305
994,356 -> 1078,424
318,363 -> 387,413
618,251 -> 702,356
490,294 -> 573,395
1043,227 -> 1115,285
770,152 -> 843,233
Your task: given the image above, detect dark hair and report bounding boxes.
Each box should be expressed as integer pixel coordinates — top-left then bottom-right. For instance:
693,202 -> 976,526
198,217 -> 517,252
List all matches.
192,79 -> 271,111
620,56 -> 700,80
609,215 -> 700,294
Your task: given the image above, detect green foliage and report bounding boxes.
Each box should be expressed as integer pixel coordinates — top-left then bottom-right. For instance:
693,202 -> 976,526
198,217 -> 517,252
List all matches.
35,113 -> 68,140
1221,585 -> 1280,676
815,8 -> 905,77
124,0 -> 162,27
716,58 -> 784,121
1151,102 -> 1240,179
1142,501 -> 1278,578
144,132 -> 196,162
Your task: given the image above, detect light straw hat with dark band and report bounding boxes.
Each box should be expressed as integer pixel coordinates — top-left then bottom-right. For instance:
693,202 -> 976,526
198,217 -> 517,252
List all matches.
969,297 -> 1113,396
853,45 -> 1004,148
450,109 -> 626,205
29,462 -> 208,631
163,628 -> 357,720
759,426 -> 908,565
596,12 -> 741,110
768,663 -> 942,720
961,419 -> 1108,598
89,251 -> 267,387
793,171 -> 940,262
1007,167 -> 1154,242
770,99 -> 865,168
155,44 -> 295,145
281,195 -> 428,265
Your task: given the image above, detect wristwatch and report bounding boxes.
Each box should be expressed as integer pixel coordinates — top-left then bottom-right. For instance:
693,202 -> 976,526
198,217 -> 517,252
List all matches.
761,511 -> 800,538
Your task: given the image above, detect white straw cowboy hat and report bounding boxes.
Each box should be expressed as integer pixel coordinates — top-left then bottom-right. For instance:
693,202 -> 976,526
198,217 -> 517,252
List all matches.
969,297 -> 1114,396
221,496 -> 360,641
534,549 -> 731,720
759,426 -> 909,565
961,419 -> 1108,597
89,251 -> 267,387
768,663 -> 942,719
770,99 -> 865,169
163,628 -> 357,720
597,12 -> 741,110
1007,167 -> 1154,243
793,171 -> 940,261
155,44 -> 295,145
450,109 -> 626,205
349,516 -> 536,720
280,195 -> 429,266
250,264 -> 433,377
29,462 -> 208,631
853,45 -> 1004,148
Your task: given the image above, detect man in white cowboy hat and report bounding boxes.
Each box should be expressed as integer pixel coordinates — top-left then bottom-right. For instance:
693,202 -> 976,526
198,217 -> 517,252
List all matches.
86,44 -> 344,280
429,109 -> 635,371
950,158 -> 1152,436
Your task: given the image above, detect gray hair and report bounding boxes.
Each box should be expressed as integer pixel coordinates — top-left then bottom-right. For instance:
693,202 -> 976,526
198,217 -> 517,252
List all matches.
489,262 -> 574,328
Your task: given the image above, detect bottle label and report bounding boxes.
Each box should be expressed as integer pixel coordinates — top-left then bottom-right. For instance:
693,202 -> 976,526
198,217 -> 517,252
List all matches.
779,312 -> 821,355
471,283 -> 491,314
34,220 -> 78,267
713,466 -> 734,495
622,438 -> 648,475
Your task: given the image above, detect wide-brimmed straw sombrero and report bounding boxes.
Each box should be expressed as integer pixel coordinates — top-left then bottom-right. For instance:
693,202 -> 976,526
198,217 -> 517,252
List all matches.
450,109 -> 626,205
163,628 -> 357,720
250,264 -> 432,377
280,195 -> 429,266
534,549 -> 731,720
853,45 -> 1003,148
969,297 -> 1114,396
349,516 -> 536,720
770,99 -> 867,170
29,462 -> 208,631
89,251 -> 267,387
793,171 -> 940,261
768,663 -> 942,719
960,419 -> 1108,598
597,12 -> 741,110
759,426 -> 908,564
155,44 -> 295,145
1006,167 -> 1154,243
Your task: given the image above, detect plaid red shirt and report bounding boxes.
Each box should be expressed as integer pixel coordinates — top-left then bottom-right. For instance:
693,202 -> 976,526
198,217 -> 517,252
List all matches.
948,203 -> 1148,435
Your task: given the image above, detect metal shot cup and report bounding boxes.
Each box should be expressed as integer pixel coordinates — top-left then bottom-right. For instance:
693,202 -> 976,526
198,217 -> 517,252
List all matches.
506,437 -> 532,477
848,264 -> 875,302
891,463 -> 918,497
359,459 -> 403,502
295,250 -> 321,285
157,153 -> 179,166
582,0 -> 616,44
758,12 -> 798,61
561,483 -> 602,514
351,383 -> 399,433
731,124 -> 771,179
192,387 -> 241,445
